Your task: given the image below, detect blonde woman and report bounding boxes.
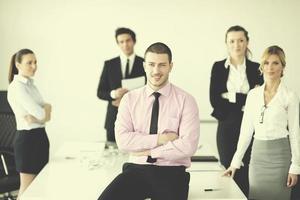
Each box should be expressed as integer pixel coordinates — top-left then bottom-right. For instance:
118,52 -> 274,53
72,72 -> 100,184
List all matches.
224,45 -> 300,200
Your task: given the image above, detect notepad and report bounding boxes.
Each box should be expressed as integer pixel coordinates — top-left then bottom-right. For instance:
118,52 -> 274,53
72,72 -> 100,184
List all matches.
191,155 -> 218,162
122,76 -> 145,90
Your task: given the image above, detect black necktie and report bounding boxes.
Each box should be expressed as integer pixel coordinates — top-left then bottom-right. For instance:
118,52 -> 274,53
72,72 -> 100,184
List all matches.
125,59 -> 130,78
147,92 -> 161,163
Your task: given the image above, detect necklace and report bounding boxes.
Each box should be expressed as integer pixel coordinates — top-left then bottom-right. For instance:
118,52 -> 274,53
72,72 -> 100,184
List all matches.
264,81 -> 280,105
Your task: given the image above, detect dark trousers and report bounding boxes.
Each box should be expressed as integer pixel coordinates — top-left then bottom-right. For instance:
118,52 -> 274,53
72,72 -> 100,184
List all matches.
98,163 -> 190,200
106,128 -> 115,142
217,112 -> 252,197
291,179 -> 300,200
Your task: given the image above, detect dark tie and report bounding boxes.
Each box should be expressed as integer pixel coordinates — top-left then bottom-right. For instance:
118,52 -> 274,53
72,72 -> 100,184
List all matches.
147,92 -> 161,163
125,59 -> 130,78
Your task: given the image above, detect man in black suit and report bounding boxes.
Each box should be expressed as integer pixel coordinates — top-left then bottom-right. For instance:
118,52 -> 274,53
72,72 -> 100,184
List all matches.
97,27 -> 146,147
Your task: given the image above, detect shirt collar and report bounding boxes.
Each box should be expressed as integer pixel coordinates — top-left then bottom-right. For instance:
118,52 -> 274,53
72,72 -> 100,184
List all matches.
120,52 -> 135,63
145,82 -> 171,98
260,79 -> 285,103
14,74 -> 33,85
224,56 -> 246,70
261,79 -> 284,92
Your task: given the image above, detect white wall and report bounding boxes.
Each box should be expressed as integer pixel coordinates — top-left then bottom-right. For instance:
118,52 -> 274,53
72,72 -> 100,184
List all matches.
1,0 -> 299,155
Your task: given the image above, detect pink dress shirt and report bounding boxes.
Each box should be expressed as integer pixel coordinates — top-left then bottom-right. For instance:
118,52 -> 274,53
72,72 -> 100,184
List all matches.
115,82 -> 200,168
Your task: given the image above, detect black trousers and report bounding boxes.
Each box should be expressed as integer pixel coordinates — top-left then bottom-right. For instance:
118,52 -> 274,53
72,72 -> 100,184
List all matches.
217,112 -> 252,197
291,179 -> 300,200
98,163 -> 190,200
106,128 -> 115,142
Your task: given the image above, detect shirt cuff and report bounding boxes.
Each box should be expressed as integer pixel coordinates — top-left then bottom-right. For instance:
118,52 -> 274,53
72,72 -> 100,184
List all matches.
228,92 -> 236,103
110,90 -> 116,99
230,154 -> 243,169
289,163 -> 300,174
241,106 -> 245,111
221,92 -> 228,99
33,107 -> 46,121
147,134 -> 159,149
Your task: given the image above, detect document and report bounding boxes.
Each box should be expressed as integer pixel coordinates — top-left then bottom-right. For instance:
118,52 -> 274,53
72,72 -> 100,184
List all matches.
122,76 -> 145,90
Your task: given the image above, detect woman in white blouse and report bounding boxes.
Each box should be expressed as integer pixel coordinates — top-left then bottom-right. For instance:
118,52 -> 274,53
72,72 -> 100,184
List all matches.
7,49 -> 51,198
223,45 -> 300,200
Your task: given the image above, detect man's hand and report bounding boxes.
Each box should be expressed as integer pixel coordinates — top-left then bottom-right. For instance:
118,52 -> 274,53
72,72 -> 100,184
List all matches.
132,132 -> 179,156
111,88 -> 128,107
157,132 -> 178,145
115,88 -> 128,99
112,98 -> 121,107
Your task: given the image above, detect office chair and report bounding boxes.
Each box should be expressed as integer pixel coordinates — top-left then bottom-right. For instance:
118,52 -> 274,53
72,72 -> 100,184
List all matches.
0,91 -> 20,200
0,91 -> 12,114
0,151 -> 19,200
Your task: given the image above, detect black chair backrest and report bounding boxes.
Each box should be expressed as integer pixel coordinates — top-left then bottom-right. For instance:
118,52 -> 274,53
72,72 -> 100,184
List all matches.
0,91 -> 16,152
0,91 -> 19,184
0,91 -> 13,114
0,113 -> 16,152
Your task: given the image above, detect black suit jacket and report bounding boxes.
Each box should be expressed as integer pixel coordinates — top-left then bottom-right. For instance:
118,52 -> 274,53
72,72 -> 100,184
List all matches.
209,59 -> 263,121
97,56 -> 146,130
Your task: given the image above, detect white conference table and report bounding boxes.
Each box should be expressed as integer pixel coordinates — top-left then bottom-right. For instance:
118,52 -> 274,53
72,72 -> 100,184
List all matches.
20,142 -> 246,200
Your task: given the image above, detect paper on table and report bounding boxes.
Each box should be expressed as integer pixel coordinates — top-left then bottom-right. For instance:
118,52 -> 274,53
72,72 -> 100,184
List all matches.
122,76 -> 145,90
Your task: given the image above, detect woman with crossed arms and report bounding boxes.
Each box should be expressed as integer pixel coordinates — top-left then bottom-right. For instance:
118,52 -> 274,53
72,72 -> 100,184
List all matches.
210,25 -> 263,195
7,49 -> 51,199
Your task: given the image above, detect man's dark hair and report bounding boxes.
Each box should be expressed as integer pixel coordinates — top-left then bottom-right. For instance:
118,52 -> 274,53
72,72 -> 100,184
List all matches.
144,42 -> 172,62
115,27 -> 136,43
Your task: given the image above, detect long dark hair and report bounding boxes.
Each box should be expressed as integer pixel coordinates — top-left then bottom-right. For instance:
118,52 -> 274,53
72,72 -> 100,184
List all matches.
8,49 -> 34,83
225,25 -> 252,59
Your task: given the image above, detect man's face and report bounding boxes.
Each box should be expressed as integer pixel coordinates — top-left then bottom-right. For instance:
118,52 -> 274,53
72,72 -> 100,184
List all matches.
116,33 -> 135,56
144,52 -> 172,90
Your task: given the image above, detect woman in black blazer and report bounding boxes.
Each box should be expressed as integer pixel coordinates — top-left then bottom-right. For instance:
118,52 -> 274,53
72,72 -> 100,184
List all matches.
209,25 -> 263,196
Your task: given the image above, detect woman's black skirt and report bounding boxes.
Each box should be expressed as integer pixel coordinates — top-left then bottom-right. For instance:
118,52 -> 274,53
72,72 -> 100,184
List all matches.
14,127 -> 49,174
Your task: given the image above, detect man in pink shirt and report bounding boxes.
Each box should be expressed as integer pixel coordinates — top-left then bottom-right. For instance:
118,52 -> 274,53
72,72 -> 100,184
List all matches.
98,42 -> 200,200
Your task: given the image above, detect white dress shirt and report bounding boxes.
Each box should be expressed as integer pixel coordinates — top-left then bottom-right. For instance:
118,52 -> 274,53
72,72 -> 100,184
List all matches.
110,53 -> 136,99
7,75 -> 46,130
224,57 -> 250,103
231,81 -> 300,174
120,53 -> 135,78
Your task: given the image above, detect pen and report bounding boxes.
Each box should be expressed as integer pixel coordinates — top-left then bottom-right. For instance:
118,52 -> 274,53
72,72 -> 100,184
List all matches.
204,188 -> 220,192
